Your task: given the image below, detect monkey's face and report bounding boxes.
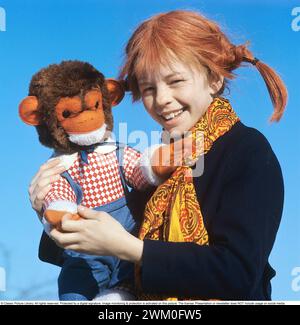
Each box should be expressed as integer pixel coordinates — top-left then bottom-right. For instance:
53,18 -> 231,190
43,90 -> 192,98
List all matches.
55,89 -> 108,147
56,90 -> 104,134
19,61 -> 125,153
55,89 -> 111,146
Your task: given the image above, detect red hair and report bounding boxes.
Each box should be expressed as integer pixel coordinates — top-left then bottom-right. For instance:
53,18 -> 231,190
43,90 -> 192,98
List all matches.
119,10 -> 287,122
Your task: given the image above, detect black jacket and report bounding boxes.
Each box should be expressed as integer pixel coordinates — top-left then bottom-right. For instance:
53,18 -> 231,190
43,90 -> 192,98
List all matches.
39,122 -> 284,300
140,122 -> 284,300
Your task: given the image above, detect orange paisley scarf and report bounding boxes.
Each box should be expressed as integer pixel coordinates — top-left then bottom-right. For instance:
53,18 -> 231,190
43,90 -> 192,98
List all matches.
136,97 -> 240,300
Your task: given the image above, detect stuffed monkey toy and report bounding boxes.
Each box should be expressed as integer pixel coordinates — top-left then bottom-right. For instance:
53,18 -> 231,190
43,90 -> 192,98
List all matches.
19,60 -> 177,229
19,60 -> 181,301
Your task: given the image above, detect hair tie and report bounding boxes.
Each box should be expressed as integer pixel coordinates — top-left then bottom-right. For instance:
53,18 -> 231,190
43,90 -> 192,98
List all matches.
243,56 -> 259,66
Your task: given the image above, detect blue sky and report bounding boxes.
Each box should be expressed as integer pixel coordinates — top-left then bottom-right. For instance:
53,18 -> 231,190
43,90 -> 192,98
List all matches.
0,0 -> 299,300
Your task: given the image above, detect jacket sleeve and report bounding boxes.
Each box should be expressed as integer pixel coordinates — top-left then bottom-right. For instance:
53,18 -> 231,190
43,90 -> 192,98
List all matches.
140,140 -> 284,300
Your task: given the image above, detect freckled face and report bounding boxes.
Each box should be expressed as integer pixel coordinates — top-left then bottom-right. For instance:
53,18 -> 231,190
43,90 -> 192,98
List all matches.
138,60 -> 215,137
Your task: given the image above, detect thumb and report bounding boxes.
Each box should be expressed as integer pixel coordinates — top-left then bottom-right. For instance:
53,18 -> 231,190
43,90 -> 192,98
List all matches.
61,213 -> 73,223
77,205 -> 99,220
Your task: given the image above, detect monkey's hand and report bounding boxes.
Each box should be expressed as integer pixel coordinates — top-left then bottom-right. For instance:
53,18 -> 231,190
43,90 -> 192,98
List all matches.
151,136 -> 194,179
44,210 -> 82,231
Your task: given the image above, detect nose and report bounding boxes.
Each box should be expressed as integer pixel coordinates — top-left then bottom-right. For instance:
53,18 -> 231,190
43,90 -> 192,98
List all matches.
155,85 -> 172,111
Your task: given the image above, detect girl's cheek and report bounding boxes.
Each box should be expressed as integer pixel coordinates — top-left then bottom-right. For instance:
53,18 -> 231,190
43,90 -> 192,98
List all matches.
143,107 -> 156,121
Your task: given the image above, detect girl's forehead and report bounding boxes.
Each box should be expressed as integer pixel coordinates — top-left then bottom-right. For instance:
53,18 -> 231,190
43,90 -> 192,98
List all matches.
136,60 -> 196,83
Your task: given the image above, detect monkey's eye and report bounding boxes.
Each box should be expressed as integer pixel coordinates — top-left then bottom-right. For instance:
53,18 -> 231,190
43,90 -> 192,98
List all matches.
95,101 -> 99,109
62,110 -> 71,118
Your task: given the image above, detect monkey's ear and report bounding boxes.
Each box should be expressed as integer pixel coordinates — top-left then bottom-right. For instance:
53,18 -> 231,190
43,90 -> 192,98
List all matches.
105,79 -> 125,107
19,96 -> 41,126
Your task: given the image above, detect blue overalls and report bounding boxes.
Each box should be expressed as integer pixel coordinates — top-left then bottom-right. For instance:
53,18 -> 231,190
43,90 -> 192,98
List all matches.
57,144 -> 136,300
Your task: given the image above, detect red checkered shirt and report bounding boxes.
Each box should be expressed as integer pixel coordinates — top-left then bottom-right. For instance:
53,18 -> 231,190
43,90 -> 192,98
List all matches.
44,146 -> 149,209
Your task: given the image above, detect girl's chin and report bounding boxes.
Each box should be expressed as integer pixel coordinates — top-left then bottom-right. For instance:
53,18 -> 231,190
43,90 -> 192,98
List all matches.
161,126 -> 186,142
164,122 -> 193,136
168,127 -> 185,137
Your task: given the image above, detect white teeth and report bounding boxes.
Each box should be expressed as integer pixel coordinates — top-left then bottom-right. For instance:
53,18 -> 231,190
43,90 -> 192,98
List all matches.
165,113 -> 175,120
163,109 -> 183,121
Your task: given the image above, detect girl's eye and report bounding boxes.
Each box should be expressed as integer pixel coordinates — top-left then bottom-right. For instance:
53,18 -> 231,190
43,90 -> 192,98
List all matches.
143,87 -> 154,93
170,79 -> 184,84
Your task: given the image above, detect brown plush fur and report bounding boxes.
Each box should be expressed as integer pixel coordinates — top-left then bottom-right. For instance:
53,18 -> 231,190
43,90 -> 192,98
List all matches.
29,60 -> 114,153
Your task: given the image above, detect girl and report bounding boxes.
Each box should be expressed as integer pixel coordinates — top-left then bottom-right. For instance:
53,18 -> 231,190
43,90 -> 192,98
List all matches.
30,10 -> 287,300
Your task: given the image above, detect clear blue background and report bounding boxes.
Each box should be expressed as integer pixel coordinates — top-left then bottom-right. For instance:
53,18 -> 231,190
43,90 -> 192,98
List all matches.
0,0 -> 299,300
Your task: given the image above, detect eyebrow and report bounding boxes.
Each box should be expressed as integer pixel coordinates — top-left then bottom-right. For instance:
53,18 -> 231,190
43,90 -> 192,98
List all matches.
138,72 -> 183,85
138,81 -> 152,86
165,72 -> 182,78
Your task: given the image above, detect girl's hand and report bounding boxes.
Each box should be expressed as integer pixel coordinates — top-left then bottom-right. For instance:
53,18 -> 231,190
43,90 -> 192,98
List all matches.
49,206 -> 144,263
29,158 -> 66,214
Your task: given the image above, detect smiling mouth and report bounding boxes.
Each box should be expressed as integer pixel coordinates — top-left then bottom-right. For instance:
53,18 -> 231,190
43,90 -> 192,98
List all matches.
160,107 -> 186,121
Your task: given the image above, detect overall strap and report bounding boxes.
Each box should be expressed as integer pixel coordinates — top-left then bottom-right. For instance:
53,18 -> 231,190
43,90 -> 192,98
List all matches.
115,142 -> 130,198
60,171 -> 83,205
80,141 -> 109,164
60,142 -> 130,205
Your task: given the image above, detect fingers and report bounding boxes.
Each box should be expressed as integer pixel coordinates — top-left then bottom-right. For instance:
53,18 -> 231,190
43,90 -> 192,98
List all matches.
61,220 -> 83,233
30,171 -> 61,192
29,171 -> 61,202
30,185 -> 52,212
29,174 -> 60,202
60,211 -> 99,232
64,244 -> 81,251
60,214 -> 85,232
30,182 -> 53,211
50,227 -> 81,247
30,161 -> 65,191
28,159 -> 66,211
30,158 -> 62,188
31,183 -> 51,202
61,213 -> 73,222
77,206 -> 102,220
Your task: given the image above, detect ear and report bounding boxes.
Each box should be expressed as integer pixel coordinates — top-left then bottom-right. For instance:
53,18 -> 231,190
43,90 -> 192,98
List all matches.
19,96 -> 41,126
210,76 -> 224,95
105,79 -> 125,107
